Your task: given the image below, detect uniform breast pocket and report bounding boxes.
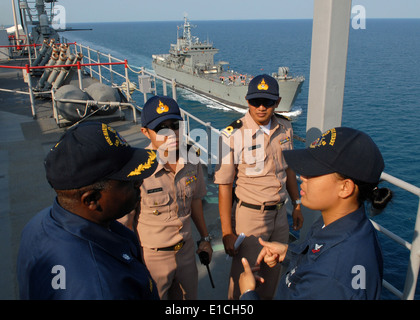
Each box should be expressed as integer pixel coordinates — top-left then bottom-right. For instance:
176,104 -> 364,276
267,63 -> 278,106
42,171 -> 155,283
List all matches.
241,149 -> 267,177
141,193 -> 171,222
181,169 -> 198,198
184,185 -> 194,198
177,181 -> 195,218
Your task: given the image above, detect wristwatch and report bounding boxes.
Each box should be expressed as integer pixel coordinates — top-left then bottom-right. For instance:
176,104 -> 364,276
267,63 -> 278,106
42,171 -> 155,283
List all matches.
200,235 -> 212,243
291,199 -> 302,206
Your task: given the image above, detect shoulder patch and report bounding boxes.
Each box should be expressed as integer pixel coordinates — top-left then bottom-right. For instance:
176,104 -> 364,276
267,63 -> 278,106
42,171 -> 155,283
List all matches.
221,119 -> 242,138
187,143 -> 201,156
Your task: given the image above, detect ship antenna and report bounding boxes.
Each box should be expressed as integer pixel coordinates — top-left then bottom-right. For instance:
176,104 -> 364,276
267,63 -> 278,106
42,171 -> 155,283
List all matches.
183,14 -> 193,47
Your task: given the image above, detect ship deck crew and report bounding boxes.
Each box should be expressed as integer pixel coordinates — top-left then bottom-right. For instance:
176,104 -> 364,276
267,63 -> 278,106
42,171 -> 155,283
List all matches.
239,127 -> 393,300
120,96 -> 212,300
214,74 -> 304,300
17,122 -> 159,300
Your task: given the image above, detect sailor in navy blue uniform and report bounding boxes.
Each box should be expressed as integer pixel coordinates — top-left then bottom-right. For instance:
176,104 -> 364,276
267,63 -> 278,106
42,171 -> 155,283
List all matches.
273,205 -> 383,299
17,122 -> 160,300
239,127 -> 393,300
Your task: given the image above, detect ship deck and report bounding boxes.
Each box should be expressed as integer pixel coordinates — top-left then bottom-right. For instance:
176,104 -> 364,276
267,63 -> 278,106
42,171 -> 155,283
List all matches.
201,69 -> 251,86
0,57 -> 232,300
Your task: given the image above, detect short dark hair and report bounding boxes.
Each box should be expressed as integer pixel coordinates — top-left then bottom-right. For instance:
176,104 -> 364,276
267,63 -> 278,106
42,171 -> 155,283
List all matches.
56,179 -> 111,210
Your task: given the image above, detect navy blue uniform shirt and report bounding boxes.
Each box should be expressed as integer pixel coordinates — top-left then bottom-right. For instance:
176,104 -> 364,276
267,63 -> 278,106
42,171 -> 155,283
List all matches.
17,198 -> 159,300
242,205 -> 383,300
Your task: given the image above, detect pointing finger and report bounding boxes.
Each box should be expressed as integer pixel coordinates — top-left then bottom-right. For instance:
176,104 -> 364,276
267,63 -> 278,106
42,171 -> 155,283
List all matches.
241,257 -> 252,274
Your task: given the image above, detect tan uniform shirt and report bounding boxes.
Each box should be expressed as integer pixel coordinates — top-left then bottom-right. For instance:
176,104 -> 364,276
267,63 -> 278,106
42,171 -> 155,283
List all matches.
214,111 -> 293,205
138,144 -> 207,249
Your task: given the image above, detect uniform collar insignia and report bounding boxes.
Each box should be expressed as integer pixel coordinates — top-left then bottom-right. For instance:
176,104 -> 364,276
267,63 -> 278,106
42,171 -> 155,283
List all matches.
221,119 -> 242,138
312,243 -> 323,253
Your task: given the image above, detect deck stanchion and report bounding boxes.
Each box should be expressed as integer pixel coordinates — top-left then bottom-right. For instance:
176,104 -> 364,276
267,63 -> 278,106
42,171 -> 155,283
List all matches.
25,64 -> 36,118
77,61 -> 83,90
124,60 -> 131,101
206,122 -> 212,177
172,79 -> 177,101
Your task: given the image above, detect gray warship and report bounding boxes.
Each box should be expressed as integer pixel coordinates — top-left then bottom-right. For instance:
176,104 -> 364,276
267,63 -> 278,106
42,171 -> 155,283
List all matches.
152,16 -> 304,112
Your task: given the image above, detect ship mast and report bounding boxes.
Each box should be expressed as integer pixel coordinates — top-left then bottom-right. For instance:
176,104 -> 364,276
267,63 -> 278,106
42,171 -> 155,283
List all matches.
182,15 -> 193,47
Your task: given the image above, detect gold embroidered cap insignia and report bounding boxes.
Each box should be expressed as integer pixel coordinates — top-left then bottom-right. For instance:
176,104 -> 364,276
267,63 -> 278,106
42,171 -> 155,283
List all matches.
127,150 -> 157,177
257,79 -> 269,91
156,100 -> 169,114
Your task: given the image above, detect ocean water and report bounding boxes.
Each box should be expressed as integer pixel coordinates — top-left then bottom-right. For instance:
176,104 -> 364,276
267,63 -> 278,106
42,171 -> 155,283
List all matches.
63,19 -> 420,299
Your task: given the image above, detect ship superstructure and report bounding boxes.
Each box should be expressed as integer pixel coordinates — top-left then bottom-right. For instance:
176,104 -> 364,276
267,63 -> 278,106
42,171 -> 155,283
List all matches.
152,16 -> 304,112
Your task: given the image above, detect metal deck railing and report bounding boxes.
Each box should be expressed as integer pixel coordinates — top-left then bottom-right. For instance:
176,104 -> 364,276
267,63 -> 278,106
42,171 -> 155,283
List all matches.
135,57 -> 420,300
1,41 -> 419,299
372,173 -> 420,299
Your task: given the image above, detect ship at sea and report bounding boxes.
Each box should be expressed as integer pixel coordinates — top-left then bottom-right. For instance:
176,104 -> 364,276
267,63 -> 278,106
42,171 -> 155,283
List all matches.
1,0 -> 419,302
152,16 -> 304,113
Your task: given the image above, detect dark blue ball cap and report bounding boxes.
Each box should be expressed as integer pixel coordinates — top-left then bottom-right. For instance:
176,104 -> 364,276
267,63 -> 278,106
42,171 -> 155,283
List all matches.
283,127 -> 384,184
45,121 -> 158,190
246,74 -> 280,101
141,95 -> 183,130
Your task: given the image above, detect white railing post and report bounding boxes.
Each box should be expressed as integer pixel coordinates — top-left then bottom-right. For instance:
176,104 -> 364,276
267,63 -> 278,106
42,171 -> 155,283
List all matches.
403,197 -> 420,300
163,80 -> 167,96
87,46 -> 92,77
109,54 -> 114,85
77,61 -> 83,90
172,79 -> 177,101
205,122 -> 212,176
97,51 -> 102,83
124,60 -> 131,101
25,64 -> 36,118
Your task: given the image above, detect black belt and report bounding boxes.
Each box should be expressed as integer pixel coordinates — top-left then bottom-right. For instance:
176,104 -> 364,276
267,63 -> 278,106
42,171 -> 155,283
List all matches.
156,241 -> 185,251
240,201 -> 284,211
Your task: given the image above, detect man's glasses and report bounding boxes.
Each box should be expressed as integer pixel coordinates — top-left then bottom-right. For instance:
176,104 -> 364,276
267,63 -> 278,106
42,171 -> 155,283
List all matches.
154,120 -> 180,132
249,98 -> 277,108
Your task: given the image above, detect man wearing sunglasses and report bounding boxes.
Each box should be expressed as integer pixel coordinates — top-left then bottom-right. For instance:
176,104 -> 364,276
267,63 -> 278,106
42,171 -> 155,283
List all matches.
120,95 -> 212,300
214,74 -> 303,300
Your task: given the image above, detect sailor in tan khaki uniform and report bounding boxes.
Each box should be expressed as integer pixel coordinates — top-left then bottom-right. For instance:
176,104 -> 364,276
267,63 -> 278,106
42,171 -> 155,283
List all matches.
214,74 -> 304,300
121,95 -> 212,300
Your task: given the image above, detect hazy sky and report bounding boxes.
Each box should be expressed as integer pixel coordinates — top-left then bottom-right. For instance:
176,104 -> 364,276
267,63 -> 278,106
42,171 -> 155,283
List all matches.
1,0 -> 420,26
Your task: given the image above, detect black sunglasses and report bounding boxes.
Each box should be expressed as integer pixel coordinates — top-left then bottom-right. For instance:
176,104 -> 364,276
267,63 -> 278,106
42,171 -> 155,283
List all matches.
154,120 -> 180,132
249,98 -> 277,108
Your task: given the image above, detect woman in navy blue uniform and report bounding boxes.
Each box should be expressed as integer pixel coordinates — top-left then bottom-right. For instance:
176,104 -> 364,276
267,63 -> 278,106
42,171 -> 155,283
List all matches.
239,127 -> 393,300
